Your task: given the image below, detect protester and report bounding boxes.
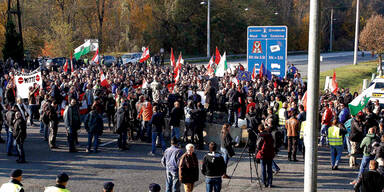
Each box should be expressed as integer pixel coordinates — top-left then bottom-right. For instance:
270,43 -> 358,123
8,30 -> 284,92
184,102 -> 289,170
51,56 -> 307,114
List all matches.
0,169 -> 24,192
48,100 -> 59,149
256,124 -> 275,188
354,160 -> 384,192
179,143 -> 199,192
328,119 -> 347,170
349,112 -> 365,169
149,106 -> 166,156
161,137 -> 183,192
183,101 -> 195,143
169,101 -> 183,140
286,110 -> 299,161
220,123 -> 235,179
84,104 -> 104,153
13,111 -> 27,163
114,102 -> 130,150
64,99 -> 81,152
201,142 -> 226,192
44,172 -> 71,192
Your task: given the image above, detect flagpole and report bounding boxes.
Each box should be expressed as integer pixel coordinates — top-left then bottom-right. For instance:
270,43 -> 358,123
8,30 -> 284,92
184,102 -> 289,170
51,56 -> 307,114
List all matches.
207,0 -> 211,58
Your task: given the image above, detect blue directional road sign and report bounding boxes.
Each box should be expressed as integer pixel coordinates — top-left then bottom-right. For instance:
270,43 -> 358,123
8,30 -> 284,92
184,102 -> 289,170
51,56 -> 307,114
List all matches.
247,26 -> 288,79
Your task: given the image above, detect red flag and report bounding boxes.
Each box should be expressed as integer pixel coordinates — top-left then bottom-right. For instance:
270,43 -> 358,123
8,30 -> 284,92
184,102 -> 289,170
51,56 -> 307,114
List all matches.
170,48 -> 176,69
100,71 -> 109,87
174,53 -> 183,83
63,59 -> 68,73
70,54 -> 74,73
330,70 -> 338,94
215,47 -> 221,65
167,83 -> 175,93
91,48 -> 99,64
251,66 -> 256,80
259,63 -> 264,79
140,47 -> 150,63
302,91 -> 307,111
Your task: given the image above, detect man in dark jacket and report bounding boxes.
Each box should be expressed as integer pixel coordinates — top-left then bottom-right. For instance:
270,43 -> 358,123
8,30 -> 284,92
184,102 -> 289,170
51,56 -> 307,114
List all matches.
350,113 -> 365,168
204,81 -> 216,122
114,102 -> 130,150
201,142 -> 226,192
226,84 -> 240,127
5,105 -> 16,156
48,101 -> 59,149
85,105 -> 104,153
13,112 -> 27,163
64,99 -> 81,152
161,137 -> 183,192
354,160 -> 384,192
169,101 -> 183,140
256,124 -> 275,188
194,103 -> 206,149
149,106 -> 166,156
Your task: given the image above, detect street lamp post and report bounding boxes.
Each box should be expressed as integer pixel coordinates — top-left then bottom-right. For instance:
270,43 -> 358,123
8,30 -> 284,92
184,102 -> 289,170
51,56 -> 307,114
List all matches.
329,8 -> 334,52
353,0 -> 360,65
201,1 -> 210,58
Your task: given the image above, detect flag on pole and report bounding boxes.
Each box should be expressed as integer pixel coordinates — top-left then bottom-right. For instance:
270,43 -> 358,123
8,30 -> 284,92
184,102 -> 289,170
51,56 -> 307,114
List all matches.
170,48 -> 176,69
215,47 -> 221,65
330,71 -> 338,94
91,48 -> 99,64
349,85 -> 374,115
174,53 -> 184,83
251,66 -> 256,80
215,52 -> 227,77
70,54 -> 74,73
63,59 -> 69,73
74,40 -> 93,60
140,47 -> 150,63
259,63 -> 264,79
100,71 -> 109,87
206,56 -> 215,76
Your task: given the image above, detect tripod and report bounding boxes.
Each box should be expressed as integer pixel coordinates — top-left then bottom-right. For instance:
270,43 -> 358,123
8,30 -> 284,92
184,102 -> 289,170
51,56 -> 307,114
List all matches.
227,129 -> 262,190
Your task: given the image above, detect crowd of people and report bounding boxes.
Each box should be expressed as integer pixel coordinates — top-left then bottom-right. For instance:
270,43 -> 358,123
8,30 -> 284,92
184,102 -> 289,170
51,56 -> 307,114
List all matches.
0,58 -> 383,191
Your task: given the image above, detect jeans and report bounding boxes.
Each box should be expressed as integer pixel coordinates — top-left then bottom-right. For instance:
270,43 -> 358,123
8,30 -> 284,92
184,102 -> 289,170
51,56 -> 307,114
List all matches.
6,131 -> 16,155
228,109 -> 238,127
165,171 -> 180,192
272,160 -> 280,171
345,136 -> 351,154
358,155 -> 374,178
87,132 -> 99,151
49,121 -> 58,147
28,104 -> 36,124
221,147 -> 229,165
118,131 -> 127,149
206,177 -> 222,192
280,126 -> 287,146
141,121 -> 151,141
260,159 -> 273,187
330,145 -> 343,167
171,126 -> 180,140
320,124 -> 329,145
288,136 -> 298,160
67,129 -> 76,151
152,132 -> 166,154
16,142 -> 25,162
184,121 -> 195,143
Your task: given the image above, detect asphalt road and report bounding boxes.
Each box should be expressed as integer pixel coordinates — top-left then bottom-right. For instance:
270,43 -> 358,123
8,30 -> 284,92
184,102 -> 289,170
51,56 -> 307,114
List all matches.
0,122 -> 360,192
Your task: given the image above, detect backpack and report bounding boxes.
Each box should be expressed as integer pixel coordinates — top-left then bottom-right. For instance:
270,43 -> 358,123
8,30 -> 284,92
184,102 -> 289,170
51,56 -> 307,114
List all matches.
366,136 -> 381,156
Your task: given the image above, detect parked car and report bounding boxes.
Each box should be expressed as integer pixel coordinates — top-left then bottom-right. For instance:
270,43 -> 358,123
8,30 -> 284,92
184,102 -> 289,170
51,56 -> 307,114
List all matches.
52,57 -> 67,67
121,53 -> 141,66
102,55 -> 117,67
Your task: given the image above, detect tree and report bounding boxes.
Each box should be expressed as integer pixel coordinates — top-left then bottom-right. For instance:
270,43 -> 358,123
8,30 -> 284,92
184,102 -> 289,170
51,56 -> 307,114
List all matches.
359,14 -> 384,75
2,19 -> 23,63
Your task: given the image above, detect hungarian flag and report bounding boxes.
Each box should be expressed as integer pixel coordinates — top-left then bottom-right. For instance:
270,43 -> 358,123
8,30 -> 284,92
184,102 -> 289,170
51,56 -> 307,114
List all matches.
251,66 -> 256,80
100,71 -> 109,87
302,91 -> 307,111
215,47 -> 221,65
91,48 -> 99,64
170,48 -> 176,69
174,53 -> 184,83
349,85 -> 373,115
140,47 -> 150,63
206,56 -> 215,76
79,93 -> 88,115
215,52 -> 227,77
330,71 -> 338,94
70,54 -> 74,73
63,59 -> 69,73
167,83 -> 175,93
259,63 -> 264,79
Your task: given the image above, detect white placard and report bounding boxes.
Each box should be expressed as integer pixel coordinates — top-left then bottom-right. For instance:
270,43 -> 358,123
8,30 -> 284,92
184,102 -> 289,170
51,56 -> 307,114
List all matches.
14,70 -> 42,99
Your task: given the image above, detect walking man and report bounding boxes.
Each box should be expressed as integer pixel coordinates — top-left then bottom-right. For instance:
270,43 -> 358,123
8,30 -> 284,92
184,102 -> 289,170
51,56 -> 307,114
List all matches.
85,104 -> 104,153
48,101 -> 59,149
13,112 -> 27,163
115,102 -> 130,150
328,119 -> 347,170
161,137 -> 183,192
285,110 -> 300,161
64,99 -> 81,152
201,142 -> 226,192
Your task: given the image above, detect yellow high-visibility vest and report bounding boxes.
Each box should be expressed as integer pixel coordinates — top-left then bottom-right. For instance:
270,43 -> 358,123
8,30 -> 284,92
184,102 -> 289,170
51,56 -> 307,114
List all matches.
0,183 -> 23,192
328,126 -> 343,146
275,101 -> 283,114
278,108 -> 286,126
44,186 -> 71,192
300,121 -> 306,139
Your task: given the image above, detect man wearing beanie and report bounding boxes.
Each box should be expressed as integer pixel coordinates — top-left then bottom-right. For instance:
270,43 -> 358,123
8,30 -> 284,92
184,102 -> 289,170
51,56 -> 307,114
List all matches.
103,182 -> 114,192
44,172 -> 70,192
0,169 -> 24,192
149,183 -> 161,192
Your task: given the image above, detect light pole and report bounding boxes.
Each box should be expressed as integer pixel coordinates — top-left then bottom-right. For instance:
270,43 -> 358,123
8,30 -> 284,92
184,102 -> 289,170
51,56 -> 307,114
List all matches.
353,0 -> 360,65
201,0 -> 210,58
329,8 -> 334,52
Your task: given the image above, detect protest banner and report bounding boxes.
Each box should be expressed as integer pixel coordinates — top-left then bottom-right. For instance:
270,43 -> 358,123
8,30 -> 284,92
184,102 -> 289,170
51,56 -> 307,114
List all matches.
14,70 -> 43,99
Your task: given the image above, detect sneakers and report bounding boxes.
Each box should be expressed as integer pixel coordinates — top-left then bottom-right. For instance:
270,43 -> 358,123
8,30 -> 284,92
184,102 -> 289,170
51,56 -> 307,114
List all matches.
148,152 -> 156,156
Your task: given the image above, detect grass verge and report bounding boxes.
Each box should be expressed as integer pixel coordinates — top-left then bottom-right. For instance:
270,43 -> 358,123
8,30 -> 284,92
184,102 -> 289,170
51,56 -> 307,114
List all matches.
319,61 -> 377,93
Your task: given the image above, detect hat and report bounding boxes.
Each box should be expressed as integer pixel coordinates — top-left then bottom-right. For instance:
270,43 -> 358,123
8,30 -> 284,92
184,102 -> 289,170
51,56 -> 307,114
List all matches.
357,111 -> 364,117
149,183 -> 161,192
10,169 -> 22,178
122,102 -> 128,107
57,172 -> 69,183
103,182 -> 114,192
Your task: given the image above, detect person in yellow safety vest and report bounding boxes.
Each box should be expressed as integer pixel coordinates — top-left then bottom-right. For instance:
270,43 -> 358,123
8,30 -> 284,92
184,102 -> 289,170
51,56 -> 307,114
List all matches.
274,95 -> 283,115
278,102 -> 289,148
299,121 -> 306,159
44,172 -> 71,192
0,169 -> 24,192
328,119 -> 347,170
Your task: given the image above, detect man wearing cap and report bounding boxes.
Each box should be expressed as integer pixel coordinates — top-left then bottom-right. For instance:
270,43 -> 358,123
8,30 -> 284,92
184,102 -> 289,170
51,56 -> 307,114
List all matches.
149,183 -> 161,192
0,169 -> 24,192
44,172 -> 70,192
103,182 -> 114,192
